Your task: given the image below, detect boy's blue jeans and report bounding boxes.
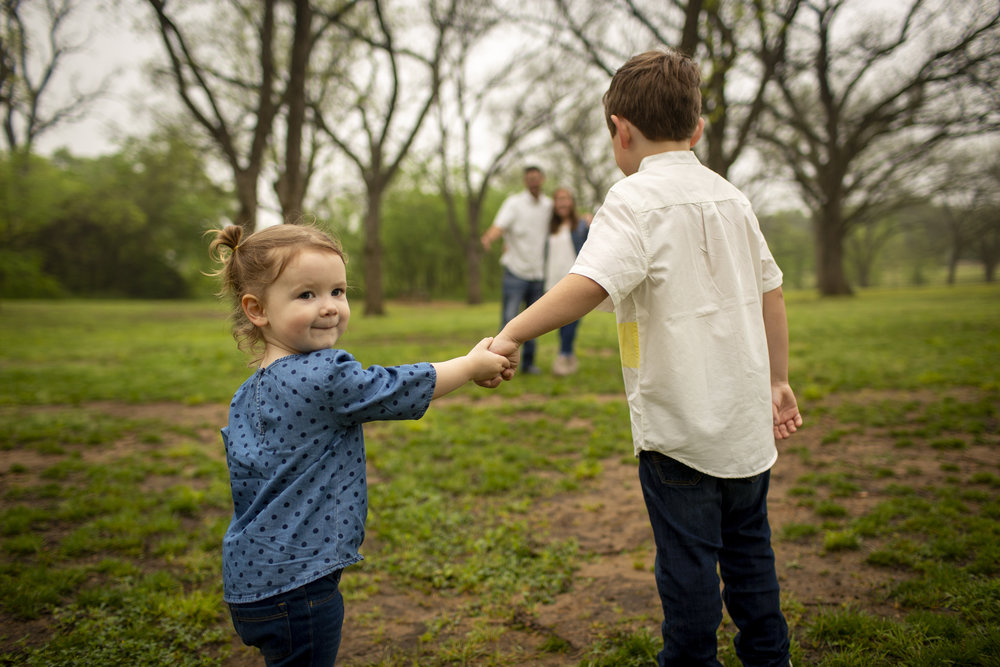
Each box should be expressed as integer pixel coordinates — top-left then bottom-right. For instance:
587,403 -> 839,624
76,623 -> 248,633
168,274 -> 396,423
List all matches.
228,570 -> 344,667
501,268 -> 544,368
639,451 -> 790,667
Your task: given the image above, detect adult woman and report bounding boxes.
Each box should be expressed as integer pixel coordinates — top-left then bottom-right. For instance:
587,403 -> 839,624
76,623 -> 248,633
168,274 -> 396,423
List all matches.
545,187 -> 590,376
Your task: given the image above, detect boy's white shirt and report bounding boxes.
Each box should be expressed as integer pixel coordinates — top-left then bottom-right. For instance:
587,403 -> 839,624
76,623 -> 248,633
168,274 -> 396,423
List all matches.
570,150 -> 783,478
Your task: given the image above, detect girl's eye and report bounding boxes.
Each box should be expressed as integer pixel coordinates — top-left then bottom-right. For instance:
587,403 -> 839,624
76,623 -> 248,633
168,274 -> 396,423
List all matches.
332,288 -> 345,297
298,291 -> 314,300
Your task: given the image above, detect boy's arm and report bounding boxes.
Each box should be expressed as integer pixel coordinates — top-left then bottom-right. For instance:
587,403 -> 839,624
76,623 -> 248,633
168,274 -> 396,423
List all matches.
432,338 -> 509,398
762,286 -> 802,439
486,274 -> 608,378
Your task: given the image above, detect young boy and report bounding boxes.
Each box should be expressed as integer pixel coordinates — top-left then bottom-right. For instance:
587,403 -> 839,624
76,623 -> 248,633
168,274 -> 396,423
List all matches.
485,49 -> 802,666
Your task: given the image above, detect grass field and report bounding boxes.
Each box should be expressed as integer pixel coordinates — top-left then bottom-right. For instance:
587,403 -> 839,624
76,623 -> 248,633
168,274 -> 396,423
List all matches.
0,283 -> 998,665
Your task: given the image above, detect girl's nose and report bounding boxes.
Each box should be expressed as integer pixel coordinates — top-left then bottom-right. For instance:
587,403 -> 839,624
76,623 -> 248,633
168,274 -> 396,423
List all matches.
320,296 -> 338,315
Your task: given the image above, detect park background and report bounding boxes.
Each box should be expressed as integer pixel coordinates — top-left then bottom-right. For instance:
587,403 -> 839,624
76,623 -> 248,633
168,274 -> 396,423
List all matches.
2,0 -> 999,665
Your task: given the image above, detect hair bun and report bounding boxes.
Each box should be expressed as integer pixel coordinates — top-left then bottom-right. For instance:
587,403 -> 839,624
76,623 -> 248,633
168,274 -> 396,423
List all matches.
220,224 -> 244,251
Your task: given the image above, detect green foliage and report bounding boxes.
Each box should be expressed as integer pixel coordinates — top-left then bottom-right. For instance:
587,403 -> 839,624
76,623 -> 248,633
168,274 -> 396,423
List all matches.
760,209 -> 814,290
0,249 -> 65,298
332,182 -> 509,302
0,129 -> 231,299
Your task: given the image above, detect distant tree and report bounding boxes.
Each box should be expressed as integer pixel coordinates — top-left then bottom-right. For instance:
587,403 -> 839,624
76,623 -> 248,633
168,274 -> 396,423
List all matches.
430,1 -> 556,304
973,159 -> 1000,282
536,0 -> 802,178
924,143 -> 1000,284
0,0 -> 104,154
845,216 -> 902,288
760,0 -> 1000,295
544,76 -> 619,213
0,151 -> 66,296
144,0 -> 360,232
119,126 -> 233,291
313,0 -> 456,315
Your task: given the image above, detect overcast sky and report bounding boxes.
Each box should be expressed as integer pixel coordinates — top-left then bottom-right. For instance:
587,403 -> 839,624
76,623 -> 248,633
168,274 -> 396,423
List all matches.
34,2 -> 160,157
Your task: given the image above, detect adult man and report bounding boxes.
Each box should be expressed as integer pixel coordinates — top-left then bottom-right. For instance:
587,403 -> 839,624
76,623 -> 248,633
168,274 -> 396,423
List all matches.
480,166 -> 552,375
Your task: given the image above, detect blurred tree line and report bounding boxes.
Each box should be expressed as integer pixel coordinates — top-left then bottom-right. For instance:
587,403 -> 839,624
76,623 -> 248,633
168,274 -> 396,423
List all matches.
1,0 -> 999,303
0,128 -> 231,298
3,127 -> 993,301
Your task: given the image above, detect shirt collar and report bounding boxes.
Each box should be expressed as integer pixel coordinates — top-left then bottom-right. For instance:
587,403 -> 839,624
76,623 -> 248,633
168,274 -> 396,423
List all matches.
638,150 -> 701,172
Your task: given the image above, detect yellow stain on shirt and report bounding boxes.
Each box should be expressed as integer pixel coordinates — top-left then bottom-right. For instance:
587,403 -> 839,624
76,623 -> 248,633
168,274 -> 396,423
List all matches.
618,321 -> 639,369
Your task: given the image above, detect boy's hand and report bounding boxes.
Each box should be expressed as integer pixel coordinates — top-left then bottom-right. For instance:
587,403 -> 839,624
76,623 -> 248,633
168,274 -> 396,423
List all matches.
771,382 -> 803,440
475,334 -> 520,387
468,337 -> 510,386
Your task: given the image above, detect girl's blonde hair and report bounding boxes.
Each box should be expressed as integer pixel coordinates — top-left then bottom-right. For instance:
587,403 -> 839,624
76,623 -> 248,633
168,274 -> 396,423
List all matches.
208,224 -> 346,357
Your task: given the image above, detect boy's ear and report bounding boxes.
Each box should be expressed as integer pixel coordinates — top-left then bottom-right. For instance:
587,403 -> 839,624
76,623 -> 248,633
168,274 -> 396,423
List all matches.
610,115 -> 632,149
689,117 -> 705,148
242,294 -> 268,327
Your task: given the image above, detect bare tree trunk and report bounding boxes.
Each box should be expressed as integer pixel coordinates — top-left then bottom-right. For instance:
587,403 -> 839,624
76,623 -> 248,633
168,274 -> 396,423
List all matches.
0,0 -> 104,153
815,213 -> 853,296
363,186 -> 385,315
465,199 -> 483,304
947,247 -> 960,285
274,0 -> 312,222
234,171 -> 259,235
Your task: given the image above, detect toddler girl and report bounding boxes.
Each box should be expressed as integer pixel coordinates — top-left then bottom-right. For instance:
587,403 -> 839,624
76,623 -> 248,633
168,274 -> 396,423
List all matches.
209,223 -> 508,666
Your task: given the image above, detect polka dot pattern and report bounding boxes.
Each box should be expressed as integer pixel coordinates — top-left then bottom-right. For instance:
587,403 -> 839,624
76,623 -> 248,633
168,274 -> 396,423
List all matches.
221,349 -> 435,603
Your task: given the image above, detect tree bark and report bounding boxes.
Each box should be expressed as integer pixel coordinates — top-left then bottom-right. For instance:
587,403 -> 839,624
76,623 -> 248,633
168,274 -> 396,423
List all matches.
363,186 -> 385,315
814,212 -> 853,295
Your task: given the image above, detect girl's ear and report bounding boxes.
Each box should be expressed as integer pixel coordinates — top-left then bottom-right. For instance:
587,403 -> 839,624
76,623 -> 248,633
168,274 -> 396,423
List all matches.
242,294 -> 268,327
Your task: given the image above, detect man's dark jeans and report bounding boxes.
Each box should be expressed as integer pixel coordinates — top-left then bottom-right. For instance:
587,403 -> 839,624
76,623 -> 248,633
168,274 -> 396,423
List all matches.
501,268 -> 544,370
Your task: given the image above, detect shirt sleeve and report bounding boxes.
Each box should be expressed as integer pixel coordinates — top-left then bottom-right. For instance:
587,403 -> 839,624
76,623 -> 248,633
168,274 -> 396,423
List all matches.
753,212 -> 783,292
492,194 -> 516,231
303,350 -> 437,426
569,189 -> 647,307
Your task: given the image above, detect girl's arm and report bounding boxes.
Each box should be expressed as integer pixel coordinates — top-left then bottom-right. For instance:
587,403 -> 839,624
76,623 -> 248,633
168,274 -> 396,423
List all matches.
431,338 -> 509,398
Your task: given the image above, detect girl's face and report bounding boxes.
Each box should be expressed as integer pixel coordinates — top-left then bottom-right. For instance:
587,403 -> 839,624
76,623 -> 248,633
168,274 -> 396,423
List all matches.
247,248 -> 350,365
554,189 -> 574,219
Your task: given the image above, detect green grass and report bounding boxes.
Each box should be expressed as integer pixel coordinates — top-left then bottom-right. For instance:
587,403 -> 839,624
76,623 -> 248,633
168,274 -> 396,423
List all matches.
0,283 -> 998,665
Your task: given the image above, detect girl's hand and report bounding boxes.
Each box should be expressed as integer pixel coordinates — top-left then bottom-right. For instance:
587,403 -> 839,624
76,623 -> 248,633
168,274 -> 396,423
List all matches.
468,337 -> 510,383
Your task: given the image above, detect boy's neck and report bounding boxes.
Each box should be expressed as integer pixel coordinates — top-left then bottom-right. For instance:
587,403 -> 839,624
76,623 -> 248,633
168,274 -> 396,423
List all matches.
639,139 -> 694,159
612,115 -> 704,176
621,137 -> 695,176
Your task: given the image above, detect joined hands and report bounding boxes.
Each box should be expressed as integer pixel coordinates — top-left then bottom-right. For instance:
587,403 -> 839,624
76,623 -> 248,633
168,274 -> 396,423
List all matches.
475,334 -> 520,388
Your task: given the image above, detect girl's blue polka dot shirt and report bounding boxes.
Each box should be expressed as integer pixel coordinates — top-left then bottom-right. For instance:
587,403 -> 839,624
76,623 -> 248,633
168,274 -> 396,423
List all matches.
220,348 -> 436,603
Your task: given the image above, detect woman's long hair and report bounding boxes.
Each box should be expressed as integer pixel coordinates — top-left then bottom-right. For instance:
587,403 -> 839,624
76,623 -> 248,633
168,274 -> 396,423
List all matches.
549,188 -> 577,235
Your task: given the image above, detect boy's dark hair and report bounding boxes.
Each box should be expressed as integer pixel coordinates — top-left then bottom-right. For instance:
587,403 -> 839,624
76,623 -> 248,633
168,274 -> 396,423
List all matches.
603,48 -> 702,142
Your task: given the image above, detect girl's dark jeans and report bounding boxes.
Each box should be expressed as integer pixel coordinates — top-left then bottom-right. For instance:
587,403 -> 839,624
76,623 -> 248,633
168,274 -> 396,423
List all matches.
228,570 -> 344,667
